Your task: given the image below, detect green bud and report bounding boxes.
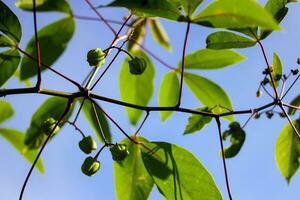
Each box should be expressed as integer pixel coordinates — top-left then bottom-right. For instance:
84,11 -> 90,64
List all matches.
87,48 -> 105,67
266,111 -> 274,119
128,57 -> 147,75
256,90 -> 262,98
297,58 -> 300,65
81,156 -> 100,176
79,136 -> 97,154
110,143 -> 129,161
41,118 -> 60,136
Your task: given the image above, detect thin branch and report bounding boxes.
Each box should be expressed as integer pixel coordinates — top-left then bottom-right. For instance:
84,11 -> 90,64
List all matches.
72,14 -> 128,26
134,111 -> 150,136
64,121 -> 86,138
91,101 -> 109,145
282,73 -> 300,100
32,0 -> 41,90
279,103 -> 300,139
215,117 -> 233,200
19,98 -> 74,200
282,102 -> 300,111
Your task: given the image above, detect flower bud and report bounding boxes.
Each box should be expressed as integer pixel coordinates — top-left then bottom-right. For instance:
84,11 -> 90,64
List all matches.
81,156 -> 100,176
297,58 -> 300,65
87,48 -> 105,67
256,90 -> 262,98
128,57 -> 147,75
79,136 -> 97,154
41,118 -> 60,136
110,143 -> 129,161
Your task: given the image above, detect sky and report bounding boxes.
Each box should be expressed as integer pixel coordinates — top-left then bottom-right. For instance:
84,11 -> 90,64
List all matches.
0,0 -> 300,200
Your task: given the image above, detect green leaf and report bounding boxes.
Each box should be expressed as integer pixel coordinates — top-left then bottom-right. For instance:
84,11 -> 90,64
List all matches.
0,128 -> 44,174
158,71 -> 179,121
180,49 -> 245,70
0,100 -> 14,123
149,18 -> 172,51
288,95 -> 300,116
184,107 -> 213,135
0,49 -> 21,86
127,18 -> 146,52
20,17 -> 75,80
24,97 -> 74,149
0,1 -> 22,43
169,0 -> 203,17
142,141 -> 222,200
81,99 -> 112,144
206,31 -> 257,49
275,121 -> 300,182
114,137 -> 154,200
193,0 -> 280,30
15,0 -> 72,14
272,52 -> 283,88
0,34 -> 14,47
107,0 -> 182,21
222,122 -> 246,158
119,50 -> 155,125
184,72 -> 234,122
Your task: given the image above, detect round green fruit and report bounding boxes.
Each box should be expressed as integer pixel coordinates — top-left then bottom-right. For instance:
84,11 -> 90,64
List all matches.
79,136 -> 97,154
110,143 -> 129,161
87,48 -> 105,67
41,118 -> 60,136
81,156 -> 100,176
128,57 -> 146,75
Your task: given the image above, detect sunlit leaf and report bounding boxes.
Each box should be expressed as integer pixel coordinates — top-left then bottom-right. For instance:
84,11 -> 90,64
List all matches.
114,137 -> 154,200
0,100 -> 14,123
184,72 -> 234,121
0,34 -> 14,47
158,71 -> 179,121
0,49 -> 21,86
193,0 -> 280,30
184,107 -> 213,135
0,128 -> 44,174
170,0 -> 203,17
288,95 -> 300,116
142,141 -> 222,200
180,49 -> 245,70
24,97 -> 74,149
15,0 -> 72,13
0,1 -> 22,43
271,52 -> 283,88
107,0 -> 182,21
222,122 -> 246,158
206,31 -> 256,49
149,18 -> 172,51
81,99 -> 112,144
119,50 -> 155,125
275,121 -> 300,182
20,17 -> 75,80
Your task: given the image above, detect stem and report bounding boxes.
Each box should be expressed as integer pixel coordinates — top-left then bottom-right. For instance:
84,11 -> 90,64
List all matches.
73,14 -> 128,26
282,72 -> 300,100
32,0 -> 41,90
19,98 -> 73,200
91,101 -> 108,145
215,117 -> 233,200
134,111 -> 149,136
177,22 -> 191,107
279,103 -> 300,139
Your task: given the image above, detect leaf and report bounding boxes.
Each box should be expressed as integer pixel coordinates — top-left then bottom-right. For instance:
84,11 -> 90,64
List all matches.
180,49 -> 245,70
141,141 -> 222,200
193,0 -> 280,30
206,31 -> 257,49
184,107 -> 213,135
0,1 -> 22,43
288,95 -> 300,115
184,72 -> 234,122
24,97 -> 74,149
0,100 -> 14,123
260,0 -> 294,39
81,99 -> 112,144
275,121 -> 300,182
158,71 -> 179,122
148,18 -> 172,51
107,0 -> 182,21
15,0 -> 72,14
0,49 -> 21,86
169,0 -> 203,17
222,122 -> 246,158
127,18 -> 146,52
119,50 -> 155,125
20,17 -> 75,80
271,52 -> 283,88
114,137 -> 154,200
0,128 -> 44,174
0,34 -> 14,47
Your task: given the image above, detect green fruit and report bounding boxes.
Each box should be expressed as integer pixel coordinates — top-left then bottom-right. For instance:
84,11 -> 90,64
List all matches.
128,57 -> 147,75
79,136 -> 97,154
40,118 -> 60,136
87,48 -> 105,67
81,156 -> 100,176
110,143 -> 129,161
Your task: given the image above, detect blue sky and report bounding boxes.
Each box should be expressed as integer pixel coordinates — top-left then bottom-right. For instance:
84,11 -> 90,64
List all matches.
0,0 -> 300,199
